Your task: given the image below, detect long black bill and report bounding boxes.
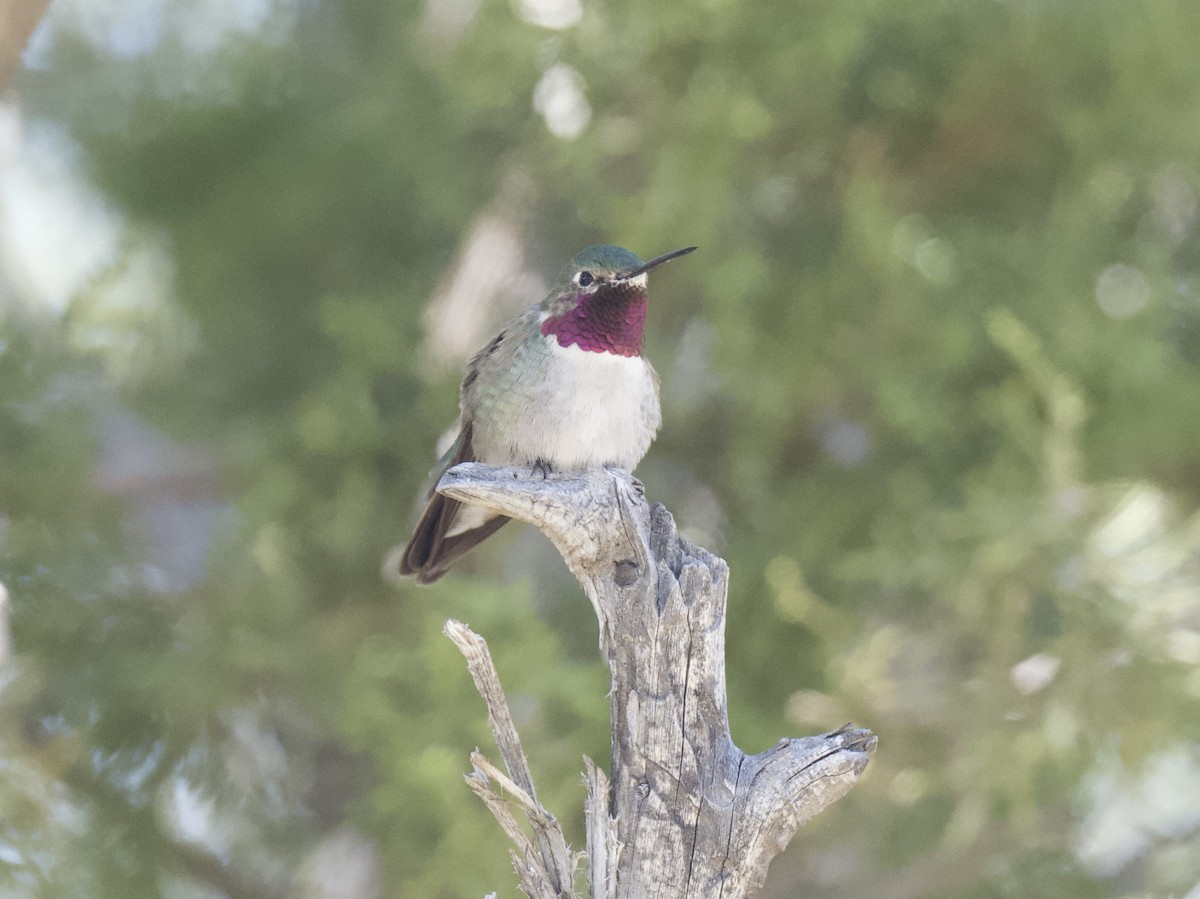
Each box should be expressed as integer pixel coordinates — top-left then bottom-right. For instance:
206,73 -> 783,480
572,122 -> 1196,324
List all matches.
622,245 -> 698,279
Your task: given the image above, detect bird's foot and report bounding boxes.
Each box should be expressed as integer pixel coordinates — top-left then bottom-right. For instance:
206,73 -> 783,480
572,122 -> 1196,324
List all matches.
531,458 -> 553,479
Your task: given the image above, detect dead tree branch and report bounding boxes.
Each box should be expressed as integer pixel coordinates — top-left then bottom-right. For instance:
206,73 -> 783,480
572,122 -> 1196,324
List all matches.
441,465 -> 875,897
445,619 -> 580,898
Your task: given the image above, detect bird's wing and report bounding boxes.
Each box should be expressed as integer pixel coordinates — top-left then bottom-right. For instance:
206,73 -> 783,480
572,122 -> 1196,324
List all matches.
398,309 -> 542,583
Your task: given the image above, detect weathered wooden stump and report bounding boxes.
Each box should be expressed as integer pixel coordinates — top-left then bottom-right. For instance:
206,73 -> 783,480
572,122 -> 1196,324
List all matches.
440,464 -> 875,898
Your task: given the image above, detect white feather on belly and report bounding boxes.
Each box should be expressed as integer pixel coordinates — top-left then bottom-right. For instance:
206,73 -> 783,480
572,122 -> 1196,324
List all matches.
490,336 -> 661,471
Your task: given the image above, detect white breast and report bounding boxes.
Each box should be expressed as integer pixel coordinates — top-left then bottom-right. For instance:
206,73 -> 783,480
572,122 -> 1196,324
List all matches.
491,336 -> 661,471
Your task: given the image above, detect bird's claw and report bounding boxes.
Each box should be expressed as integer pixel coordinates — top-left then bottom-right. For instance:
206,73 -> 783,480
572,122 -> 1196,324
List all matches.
532,459 -> 553,479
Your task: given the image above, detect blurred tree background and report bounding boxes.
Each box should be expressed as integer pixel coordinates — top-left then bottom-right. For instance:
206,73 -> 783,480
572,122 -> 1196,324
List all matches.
2,0 -> 1200,896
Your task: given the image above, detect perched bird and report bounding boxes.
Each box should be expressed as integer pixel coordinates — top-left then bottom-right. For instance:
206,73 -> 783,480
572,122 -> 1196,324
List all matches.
398,243 -> 695,583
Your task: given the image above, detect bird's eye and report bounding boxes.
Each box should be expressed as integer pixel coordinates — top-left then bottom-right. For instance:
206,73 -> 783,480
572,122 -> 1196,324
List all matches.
577,271 -> 594,287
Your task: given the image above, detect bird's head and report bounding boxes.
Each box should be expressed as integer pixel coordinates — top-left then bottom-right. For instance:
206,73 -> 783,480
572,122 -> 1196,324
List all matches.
540,244 -> 696,357
550,244 -> 696,300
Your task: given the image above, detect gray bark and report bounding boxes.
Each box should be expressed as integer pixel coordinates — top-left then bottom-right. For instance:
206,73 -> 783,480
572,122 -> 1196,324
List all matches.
440,464 -> 875,898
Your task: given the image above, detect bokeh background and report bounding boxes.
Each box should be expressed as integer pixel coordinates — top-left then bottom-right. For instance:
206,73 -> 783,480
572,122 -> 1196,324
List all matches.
3,0 -> 1200,896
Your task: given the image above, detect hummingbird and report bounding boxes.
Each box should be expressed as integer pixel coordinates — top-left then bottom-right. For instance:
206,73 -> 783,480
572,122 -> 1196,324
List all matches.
397,243 -> 696,584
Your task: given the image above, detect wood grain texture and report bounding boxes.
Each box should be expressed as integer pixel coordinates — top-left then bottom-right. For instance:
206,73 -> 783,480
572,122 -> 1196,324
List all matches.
444,619 -> 578,898
440,464 -> 875,897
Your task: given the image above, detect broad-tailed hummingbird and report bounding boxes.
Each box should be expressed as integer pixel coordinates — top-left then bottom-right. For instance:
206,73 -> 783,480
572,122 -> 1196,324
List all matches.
397,243 -> 695,583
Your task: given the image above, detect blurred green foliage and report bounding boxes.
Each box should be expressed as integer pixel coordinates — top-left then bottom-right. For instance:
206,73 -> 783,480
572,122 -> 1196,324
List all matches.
3,0 -> 1200,895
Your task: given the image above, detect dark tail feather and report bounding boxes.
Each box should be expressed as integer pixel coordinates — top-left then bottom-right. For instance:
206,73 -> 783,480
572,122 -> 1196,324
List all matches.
397,491 -> 510,584
396,421 -> 509,583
